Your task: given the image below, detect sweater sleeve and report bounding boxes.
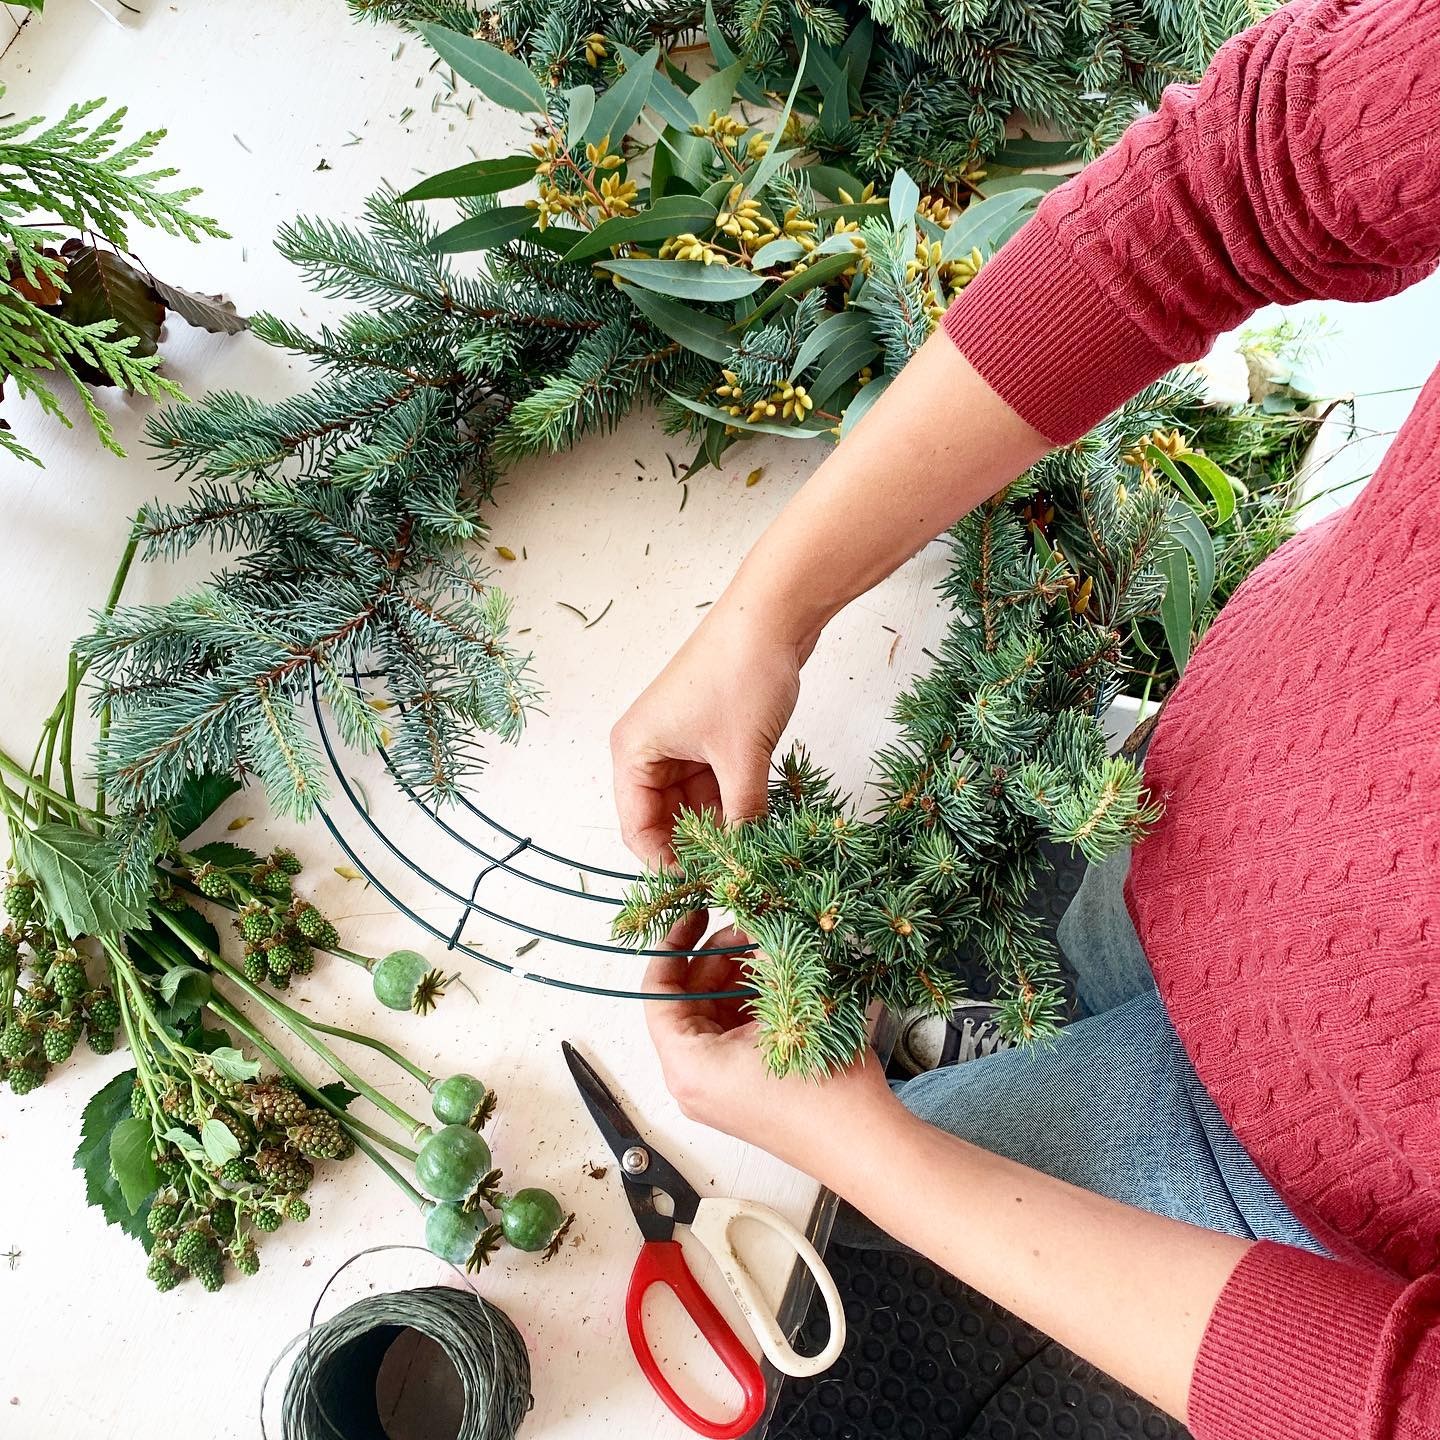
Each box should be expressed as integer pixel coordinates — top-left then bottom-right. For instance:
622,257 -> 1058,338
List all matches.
942,0 -> 1440,444
1188,1242 -> 1440,1440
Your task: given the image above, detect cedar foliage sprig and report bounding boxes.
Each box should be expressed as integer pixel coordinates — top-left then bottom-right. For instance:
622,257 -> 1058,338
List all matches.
615,383 -> 1187,1076
0,90 -> 229,463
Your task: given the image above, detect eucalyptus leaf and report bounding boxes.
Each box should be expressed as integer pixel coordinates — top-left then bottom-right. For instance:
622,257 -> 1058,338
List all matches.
840,373 -> 891,437
587,43 -> 658,147
747,41 -> 810,194
704,0 -> 739,64
109,1117 -> 160,1215
689,60 -> 748,126
978,173 -> 1069,197
13,823 -> 150,939
565,86 -> 596,149
201,1118 -> 243,1167
991,134 -> 1077,167
619,285 -> 734,362
750,237 -> 807,269
208,1045 -> 263,1083
418,24 -> 548,114
562,196 -> 718,263
669,392 -> 829,438
603,259 -> 766,301
430,206 -> 537,254
792,307 -> 871,377
809,335 -> 880,411
941,189 -> 1043,262
739,249 -> 856,327
837,15 -> 875,91
1158,545 -> 1195,674
400,154 -> 539,203
888,167 -> 919,231
1167,499 -> 1217,608
641,69 -> 696,133
802,165 -> 865,201
818,58 -> 851,141
1147,446 -> 1205,512
1174,450 -> 1238,524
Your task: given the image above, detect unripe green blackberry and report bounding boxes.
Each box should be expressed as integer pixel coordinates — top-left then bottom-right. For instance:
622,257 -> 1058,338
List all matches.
231,1239 -> 260,1276
0,1022 -> 36,1061
248,1083 -> 308,1127
193,863 -> 230,899
0,926 -> 19,963
86,1026 -> 116,1056
196,1061 -> 245,1101
147,1254 -> 183,1292
42,1018 -> 78,1064
288,1117 -> 347,1161
292,903 -> 323,939
174,1226 -> 218,1270
155,1156 -> 187,1187
241,947 -> 267,985
14,986 -> 47,1019
220,1157 -> 251,1187
291,945 -> 314,978
49,956 -> 87,1002
312,919 -> 340,949
209,1201 -> 236,1240
284,1196 -> 311,1223
148,1201 -> 180,1236
252,1207 -> 282,1234
193,1258 -> 225,1292
271,849 -> 303,877
130,1080 -> 147,1119
265,943 -> 296,981
5,1058 -> 45,1095
254,1145 -> 313,1194
238,904 -> 274,943
87,990 -> 121,1032
252,863 -> 291,898
3,878 -> 34,922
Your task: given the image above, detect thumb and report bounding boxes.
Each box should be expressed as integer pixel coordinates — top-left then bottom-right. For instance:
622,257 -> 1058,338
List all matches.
712,749 -> 770,827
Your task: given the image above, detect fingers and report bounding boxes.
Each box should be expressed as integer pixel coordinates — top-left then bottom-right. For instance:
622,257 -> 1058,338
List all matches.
642,911 -> 710,998
712,749 -> 770,827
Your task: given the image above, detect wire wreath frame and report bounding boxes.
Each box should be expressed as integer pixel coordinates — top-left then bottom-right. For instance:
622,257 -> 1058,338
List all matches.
310,674 -> 755,1004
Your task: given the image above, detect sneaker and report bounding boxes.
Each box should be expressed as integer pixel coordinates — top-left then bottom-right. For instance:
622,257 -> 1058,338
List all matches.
888,1000 -> 1014,1079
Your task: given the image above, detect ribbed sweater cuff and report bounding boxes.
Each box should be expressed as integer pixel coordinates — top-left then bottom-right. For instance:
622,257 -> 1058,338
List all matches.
940,217 -> 1177,446
1188,1241 -> 1401,1440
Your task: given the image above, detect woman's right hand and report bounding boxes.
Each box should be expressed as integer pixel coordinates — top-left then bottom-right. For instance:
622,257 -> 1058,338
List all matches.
609,594 -> 813,866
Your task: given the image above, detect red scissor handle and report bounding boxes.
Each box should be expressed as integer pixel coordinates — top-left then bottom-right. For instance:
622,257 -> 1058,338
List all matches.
625,1239 -> 767,1439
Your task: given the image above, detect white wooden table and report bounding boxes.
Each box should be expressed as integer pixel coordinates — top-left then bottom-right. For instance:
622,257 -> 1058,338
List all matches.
0,4 -> 954,1435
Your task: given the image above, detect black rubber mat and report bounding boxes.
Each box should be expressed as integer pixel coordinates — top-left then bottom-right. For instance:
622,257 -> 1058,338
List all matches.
768,1244 -> 1189,1440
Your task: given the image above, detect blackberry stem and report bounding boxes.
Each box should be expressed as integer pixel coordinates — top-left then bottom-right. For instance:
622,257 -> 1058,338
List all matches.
207,996 -> 419,1164
153,907 -> 429,1141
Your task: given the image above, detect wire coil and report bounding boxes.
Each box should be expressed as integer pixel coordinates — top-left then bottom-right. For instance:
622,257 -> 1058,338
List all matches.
268,1248 -> 533,1440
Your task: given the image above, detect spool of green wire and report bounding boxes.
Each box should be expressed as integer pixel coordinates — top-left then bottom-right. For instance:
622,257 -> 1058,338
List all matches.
270,1248 -> 533,1440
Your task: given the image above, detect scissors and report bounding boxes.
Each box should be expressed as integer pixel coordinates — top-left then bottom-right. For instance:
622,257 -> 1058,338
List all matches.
562,1040 -> 846,1439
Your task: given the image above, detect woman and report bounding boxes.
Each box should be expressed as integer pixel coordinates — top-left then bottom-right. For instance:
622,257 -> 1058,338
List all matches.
609,0 -> 1440,1435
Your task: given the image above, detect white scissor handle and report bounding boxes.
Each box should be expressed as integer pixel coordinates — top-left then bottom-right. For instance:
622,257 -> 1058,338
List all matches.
689,1195 -> 846,1378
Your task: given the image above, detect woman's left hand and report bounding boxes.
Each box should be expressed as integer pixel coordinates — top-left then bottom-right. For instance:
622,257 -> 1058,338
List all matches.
642,912 -> 901,1182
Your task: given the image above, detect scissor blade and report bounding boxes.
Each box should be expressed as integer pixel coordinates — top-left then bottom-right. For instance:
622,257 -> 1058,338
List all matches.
562,1040 -> 644,1163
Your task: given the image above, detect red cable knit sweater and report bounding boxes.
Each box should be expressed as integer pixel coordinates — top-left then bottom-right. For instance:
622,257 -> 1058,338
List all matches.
943,2 -> 1440,1436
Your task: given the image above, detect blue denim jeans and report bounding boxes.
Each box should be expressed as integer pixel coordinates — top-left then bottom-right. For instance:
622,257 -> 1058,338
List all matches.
842,849 -> 1323,1252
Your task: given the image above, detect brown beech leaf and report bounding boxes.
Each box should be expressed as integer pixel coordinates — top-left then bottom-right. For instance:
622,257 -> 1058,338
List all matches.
54,245 -> 165,386
147,276 -> 249,335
